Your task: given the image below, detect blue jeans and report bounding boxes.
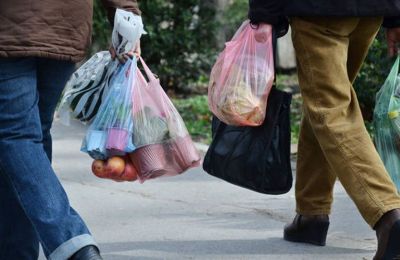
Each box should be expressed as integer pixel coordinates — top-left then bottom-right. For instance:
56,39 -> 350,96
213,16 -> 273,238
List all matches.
0,58 -> 97,259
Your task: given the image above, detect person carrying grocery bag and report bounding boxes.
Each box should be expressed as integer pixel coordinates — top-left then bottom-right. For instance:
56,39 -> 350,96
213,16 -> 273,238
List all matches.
0,1 -> 141,259
248,0 -> 400,259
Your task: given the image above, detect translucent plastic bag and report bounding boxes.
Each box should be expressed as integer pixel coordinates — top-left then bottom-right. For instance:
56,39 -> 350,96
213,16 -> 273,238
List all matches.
208,20 -> 274,126
58,9 -> 145,124
373,56 -> 400,189
81,58 -> 137,160
128,57 -> 201,182
58,51 -> 118,123
112,9 -> 146,55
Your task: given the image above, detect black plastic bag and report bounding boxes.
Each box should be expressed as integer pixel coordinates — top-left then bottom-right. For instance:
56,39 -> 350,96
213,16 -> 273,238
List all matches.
203,87 -> 293,194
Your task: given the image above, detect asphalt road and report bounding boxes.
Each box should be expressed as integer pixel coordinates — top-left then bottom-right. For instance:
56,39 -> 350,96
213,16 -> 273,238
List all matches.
37,119 -> 377,259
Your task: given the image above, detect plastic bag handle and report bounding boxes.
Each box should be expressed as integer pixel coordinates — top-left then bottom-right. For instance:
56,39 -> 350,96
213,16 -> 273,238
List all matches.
229,20 -> 261,44
272,26 -> 277,90
138,56 -> 158,83
230,20 -> 250,42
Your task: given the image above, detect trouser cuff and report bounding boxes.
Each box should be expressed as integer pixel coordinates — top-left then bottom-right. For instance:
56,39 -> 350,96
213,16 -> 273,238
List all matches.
49,234 -> 97,260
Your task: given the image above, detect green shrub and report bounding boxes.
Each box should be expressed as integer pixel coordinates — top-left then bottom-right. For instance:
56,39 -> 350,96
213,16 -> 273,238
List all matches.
91,0 -> 111,54
91,1 -> 218,93
139,1 -> 218,93
219,0 -> 248,40
354,29 -> 394,122
172,95 -> 212,143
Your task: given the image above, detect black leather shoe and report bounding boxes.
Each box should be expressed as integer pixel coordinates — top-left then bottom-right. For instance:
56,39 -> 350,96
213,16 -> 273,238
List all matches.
69,245 -> 103,260
284,214 -> 329,246
374,209 -> 400,260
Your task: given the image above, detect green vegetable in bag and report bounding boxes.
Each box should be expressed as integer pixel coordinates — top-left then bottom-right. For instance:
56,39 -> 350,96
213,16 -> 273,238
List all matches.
133,107 -> 170,147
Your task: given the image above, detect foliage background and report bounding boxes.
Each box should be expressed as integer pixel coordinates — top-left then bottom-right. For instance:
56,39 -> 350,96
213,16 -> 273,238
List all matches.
354,30 -> 393,122
92,0 -> 219,94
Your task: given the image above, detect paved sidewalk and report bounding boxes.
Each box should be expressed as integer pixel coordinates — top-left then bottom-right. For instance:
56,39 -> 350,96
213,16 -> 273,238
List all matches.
39,120 -> 378,259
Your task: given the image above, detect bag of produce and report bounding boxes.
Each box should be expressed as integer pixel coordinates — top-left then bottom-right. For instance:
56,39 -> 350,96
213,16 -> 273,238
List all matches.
129,57 -> 201,182
208,20 -> 274,126
373,56 -> 400,190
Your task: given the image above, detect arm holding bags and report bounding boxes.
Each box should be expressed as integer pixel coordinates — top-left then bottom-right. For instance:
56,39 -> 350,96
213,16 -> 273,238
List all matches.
57,8 -> 145,124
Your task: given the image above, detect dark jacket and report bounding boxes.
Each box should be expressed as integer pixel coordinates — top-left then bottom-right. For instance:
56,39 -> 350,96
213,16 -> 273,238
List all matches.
0,0 -> 140,62
249,0 -> 400,37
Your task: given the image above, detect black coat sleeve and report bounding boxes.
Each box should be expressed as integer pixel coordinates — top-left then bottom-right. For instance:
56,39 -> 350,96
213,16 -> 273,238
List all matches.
383,17 -> 400,28
248,0 -> 289,37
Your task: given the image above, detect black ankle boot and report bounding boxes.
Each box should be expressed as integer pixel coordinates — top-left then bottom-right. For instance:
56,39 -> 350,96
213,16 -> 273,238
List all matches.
374,209 -> 400,260
284,214 -> 330,246
69,245 -> 103,260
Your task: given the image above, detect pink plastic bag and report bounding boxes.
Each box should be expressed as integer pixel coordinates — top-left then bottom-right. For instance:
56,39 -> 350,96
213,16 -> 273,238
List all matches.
208,21 -> 274,126
129,57 -> 201,183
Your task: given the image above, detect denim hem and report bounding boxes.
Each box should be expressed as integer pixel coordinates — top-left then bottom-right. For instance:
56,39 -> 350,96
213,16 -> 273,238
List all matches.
48,234 -> 97,260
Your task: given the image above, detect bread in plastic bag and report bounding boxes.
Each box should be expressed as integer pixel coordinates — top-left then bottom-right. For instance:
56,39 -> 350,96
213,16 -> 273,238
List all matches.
208,20 -> 274,126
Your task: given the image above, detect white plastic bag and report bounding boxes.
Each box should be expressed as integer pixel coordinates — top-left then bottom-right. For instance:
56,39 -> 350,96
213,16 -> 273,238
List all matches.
112,9 -> 146,55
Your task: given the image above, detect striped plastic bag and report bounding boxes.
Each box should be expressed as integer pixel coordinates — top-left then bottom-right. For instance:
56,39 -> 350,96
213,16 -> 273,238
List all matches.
58,51 -> 118,123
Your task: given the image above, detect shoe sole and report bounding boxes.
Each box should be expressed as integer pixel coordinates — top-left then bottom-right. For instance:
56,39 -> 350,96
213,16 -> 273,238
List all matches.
284,233 -> 326,246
